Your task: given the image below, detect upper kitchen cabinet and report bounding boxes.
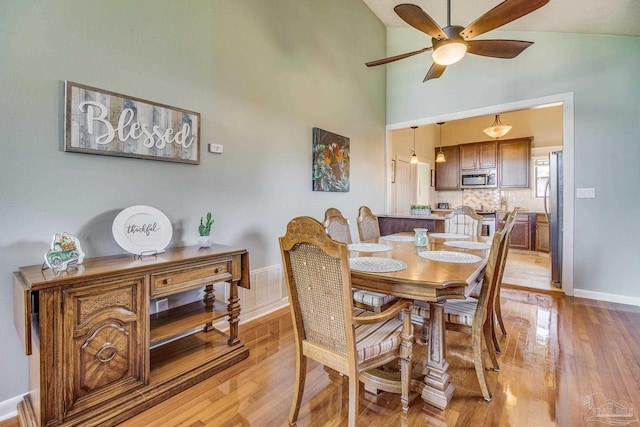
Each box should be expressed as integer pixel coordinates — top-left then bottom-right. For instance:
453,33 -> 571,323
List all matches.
435,146 -> 460,191
498,138 -> 532,188
460,141 -> 497,170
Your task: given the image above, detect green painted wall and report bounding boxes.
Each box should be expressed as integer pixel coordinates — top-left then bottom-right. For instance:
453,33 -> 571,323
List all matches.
0,0 -> 387,401
385,28 -> 640,298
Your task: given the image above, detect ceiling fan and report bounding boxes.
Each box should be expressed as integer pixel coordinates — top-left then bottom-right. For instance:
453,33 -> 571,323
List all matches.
366,0 -> 549,82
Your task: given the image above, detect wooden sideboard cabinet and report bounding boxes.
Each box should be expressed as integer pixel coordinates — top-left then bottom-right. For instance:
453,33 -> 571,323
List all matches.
13,245 -> 250,427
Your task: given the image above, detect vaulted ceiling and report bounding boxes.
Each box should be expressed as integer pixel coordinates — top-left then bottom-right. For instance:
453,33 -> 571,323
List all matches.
363,0 -> 640,37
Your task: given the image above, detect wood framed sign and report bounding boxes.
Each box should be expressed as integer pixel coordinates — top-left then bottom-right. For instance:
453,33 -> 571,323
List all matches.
65,81 -> 200,164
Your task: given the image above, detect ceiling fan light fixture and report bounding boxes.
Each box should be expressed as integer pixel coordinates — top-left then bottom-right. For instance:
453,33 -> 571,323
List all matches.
432,42 -> 467,66
483,114 -> 512,139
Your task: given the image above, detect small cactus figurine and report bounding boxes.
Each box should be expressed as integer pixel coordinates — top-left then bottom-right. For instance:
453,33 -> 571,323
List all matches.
198,212 -> 214,236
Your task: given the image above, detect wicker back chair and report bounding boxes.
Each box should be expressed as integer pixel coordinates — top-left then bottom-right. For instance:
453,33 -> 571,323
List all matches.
279,216 -> 413,426
412,220 -> 508,401
323,207 -> 353,244
356,206 -> 380,241
444,205 -> 482,236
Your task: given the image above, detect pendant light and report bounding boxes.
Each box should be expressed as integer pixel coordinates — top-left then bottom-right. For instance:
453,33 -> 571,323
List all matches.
483,114 -> 512,139
410,126 -> 419,164
435,122 -> 446,163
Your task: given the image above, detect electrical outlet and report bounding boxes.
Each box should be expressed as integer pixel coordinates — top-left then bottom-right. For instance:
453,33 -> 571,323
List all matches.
156,298 -> 169,312
208,143 -> 223,154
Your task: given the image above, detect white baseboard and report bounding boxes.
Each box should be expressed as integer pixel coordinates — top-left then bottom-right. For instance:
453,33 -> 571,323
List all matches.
0,394 -> 24,422
573,289 -> 640,307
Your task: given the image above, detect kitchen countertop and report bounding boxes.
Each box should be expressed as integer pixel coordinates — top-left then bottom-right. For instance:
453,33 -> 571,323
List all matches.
377,213 -> 447,220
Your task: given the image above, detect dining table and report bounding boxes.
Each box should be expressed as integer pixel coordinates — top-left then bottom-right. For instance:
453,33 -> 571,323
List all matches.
348,232 -> 491,410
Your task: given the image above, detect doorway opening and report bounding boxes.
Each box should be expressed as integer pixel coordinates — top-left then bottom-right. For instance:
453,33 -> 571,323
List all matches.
384,93 -> 574,295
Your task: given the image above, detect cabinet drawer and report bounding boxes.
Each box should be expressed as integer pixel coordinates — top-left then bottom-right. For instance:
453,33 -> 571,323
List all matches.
151,260 -> 232,297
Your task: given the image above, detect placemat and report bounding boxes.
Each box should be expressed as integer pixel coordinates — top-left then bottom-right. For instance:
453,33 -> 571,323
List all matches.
380,235 -> 415,242
348,243 -> 393,252
428,233 -> 470,239
418,251 -> 482,264
349,257 -> 407,273
444,241 -> 491,250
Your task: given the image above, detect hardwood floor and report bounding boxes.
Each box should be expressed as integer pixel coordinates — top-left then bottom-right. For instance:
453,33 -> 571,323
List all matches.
3,288 -> 640,426
502,252 -> 562,294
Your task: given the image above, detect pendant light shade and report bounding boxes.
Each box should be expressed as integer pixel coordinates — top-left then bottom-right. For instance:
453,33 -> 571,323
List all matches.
410,126 -> 419,164
435,122 -> 446,163
483,114 -> 512,139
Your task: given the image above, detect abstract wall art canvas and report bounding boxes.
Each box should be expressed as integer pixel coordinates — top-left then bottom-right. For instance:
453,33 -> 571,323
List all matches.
312,127 -> 350,192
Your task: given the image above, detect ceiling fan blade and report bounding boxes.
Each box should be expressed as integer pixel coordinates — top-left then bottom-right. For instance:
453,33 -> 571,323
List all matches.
395,4 -> 446,40
460,0 -> 549,40
424,63 -> 447,82
366,47 -> 433,67
467,39 -> 533,58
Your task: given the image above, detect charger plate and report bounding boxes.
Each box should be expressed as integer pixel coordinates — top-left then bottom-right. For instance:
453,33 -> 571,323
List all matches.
380,235 -> 414,242
418,251 -> 482,264
348,243 -> 392,252
349,257 -> 407,273
428,233 -> 470,239
444,241 -> 491,250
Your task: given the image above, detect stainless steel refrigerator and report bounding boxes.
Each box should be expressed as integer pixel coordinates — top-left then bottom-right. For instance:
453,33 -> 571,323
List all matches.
544,150 -> 563,288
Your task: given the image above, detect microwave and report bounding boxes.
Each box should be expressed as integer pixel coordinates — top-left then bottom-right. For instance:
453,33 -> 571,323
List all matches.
461,170 -> 497,188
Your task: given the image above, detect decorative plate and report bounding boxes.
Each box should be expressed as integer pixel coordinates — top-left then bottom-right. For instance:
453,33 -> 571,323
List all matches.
418,251 -> 482,264
349,257 -> 407,273
112,205 -> 173,255
380,235 -> 415,242
428,233 -> 470,239
347,243 -> 393,252
444,241 -> 491,250
44,232 -> 85,272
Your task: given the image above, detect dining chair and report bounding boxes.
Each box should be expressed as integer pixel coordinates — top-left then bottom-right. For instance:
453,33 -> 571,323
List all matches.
356,206 -> 380,241
444,205 -> 482,236
323,207 -> 352,244
468,208 -> 518,354
411,222 -> 508,401
324,208 -> 396,313
279,216 -> 413,427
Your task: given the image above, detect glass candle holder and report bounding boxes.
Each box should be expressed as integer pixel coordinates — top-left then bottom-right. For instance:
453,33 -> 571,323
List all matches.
414,228 -> 428,247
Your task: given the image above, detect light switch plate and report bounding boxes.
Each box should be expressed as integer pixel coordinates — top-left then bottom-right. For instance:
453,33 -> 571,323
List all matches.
576,188 -> 596,198
208,143 -> 223,154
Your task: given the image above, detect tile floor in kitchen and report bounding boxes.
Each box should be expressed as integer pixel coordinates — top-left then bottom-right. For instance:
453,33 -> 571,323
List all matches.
502,251 -> 563,294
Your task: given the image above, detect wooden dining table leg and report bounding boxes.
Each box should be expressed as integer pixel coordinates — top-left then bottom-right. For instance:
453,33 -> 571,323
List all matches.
418,300 -> 455,409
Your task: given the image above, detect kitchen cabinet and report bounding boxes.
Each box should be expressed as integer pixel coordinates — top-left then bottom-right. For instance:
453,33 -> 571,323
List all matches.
460,141 -> 497,170
14,245 -> 250,427
498,138 -> 532,188
536,213 -> 550,253
498,211 -> 536,251
434,145 -> 460,191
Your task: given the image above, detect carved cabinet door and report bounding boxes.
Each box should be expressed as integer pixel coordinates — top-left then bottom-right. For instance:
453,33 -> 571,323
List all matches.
62,276 -> 147,419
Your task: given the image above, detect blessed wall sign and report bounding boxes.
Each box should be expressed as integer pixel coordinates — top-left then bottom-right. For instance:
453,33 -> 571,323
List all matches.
65,81 -> 200,164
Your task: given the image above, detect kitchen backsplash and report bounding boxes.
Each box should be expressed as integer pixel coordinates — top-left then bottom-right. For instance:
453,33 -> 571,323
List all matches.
435,189 -> 545,212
